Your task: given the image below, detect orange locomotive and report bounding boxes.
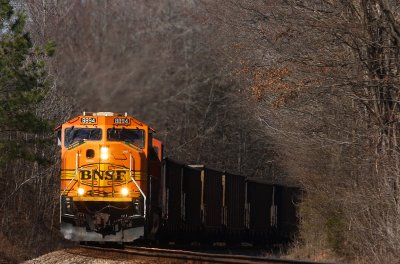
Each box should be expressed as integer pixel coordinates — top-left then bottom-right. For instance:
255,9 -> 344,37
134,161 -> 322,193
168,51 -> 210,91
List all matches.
56,112 -> 162,242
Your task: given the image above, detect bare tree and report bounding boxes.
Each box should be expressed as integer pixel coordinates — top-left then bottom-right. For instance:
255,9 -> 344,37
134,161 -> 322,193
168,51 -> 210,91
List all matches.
1,1 -> 281,261
203,0 -> 400,262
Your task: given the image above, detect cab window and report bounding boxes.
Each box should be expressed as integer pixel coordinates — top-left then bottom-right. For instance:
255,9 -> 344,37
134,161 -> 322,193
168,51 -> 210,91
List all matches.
64,127 -> 102,147
107,128 -> 145,148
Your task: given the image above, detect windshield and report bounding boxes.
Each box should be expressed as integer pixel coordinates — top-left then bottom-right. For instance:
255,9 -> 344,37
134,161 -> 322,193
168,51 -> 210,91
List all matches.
64,127 -> 102,147
107,128 -> 145,148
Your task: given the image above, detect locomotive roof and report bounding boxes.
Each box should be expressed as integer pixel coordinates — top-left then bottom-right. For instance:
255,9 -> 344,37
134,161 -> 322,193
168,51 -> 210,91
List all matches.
54,112 -> 155,132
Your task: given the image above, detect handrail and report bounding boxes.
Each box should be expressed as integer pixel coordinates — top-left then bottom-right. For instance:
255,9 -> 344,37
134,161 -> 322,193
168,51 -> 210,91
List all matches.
130,153 -> 146,218
60,152 -> 79,223
61,152 -> 79,195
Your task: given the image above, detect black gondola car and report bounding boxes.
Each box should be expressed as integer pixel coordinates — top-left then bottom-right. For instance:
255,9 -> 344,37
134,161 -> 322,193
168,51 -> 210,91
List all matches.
224,172 -> 246,241
275,185 -> 301,243
202,168 -> 224,240
246,180 -> 275,244
181,165 -> 202,239
160,159 -> 300,246
163,159 -> 182,239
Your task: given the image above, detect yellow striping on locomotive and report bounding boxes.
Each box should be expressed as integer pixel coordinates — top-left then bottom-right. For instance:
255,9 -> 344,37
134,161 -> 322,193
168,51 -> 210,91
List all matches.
71,197 -> 134,202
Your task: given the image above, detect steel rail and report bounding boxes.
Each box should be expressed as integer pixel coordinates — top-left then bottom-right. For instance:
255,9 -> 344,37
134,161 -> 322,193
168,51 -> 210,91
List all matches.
80,245 -> 336,264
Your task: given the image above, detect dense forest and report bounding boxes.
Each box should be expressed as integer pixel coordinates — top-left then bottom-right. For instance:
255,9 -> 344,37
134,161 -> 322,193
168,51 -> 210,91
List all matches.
0,0 -> 399,263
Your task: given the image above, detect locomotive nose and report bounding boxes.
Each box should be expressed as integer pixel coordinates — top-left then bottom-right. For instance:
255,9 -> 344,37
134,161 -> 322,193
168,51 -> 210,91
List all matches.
59,113 -> 153,242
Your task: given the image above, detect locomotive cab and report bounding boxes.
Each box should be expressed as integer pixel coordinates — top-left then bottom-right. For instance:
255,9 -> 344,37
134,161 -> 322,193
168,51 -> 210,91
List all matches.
57,112 -> 162,242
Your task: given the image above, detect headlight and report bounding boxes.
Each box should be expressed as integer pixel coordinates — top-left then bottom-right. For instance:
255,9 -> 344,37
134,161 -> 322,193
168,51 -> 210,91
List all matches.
121,187 -> 129,196
77,187 -> 85,196
100,146 -> 109,160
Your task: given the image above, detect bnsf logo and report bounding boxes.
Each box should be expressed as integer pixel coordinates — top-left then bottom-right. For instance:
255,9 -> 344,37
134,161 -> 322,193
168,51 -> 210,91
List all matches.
78,164 -> 130,187
80,170 -> 126,181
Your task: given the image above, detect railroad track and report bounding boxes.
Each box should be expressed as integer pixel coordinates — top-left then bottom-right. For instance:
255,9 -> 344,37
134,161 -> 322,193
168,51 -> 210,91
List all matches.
79,244 -> 336,264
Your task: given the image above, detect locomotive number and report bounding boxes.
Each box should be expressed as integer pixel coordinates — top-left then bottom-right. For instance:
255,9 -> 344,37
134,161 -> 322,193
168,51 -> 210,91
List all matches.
114,118 -> 130,125
81,117 -> 97,124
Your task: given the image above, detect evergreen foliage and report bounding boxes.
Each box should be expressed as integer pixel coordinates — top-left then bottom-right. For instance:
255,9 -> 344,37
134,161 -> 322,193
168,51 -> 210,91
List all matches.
0,0 -> 53,166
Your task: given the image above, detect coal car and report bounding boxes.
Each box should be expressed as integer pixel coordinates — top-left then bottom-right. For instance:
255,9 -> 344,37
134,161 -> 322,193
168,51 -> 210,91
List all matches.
160,159 -> 300,245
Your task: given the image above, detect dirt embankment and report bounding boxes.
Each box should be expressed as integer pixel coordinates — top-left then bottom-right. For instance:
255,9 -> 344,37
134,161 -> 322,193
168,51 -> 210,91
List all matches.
24,248 -> 182,264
